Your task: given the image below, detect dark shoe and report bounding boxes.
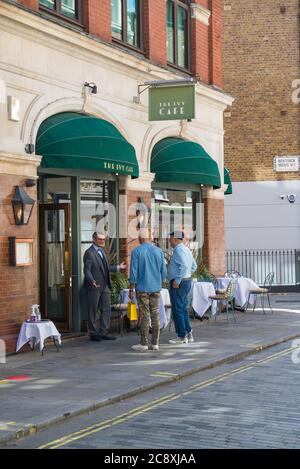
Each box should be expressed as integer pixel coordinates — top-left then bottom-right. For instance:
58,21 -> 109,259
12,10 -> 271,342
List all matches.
90,335 -> 102,342
99,335 -> 116,340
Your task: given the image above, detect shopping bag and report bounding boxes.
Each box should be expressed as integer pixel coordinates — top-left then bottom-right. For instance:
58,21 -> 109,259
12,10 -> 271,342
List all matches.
127,301 -> 138,321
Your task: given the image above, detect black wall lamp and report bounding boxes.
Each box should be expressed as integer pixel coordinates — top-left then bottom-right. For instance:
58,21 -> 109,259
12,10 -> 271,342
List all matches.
84,82 -> 98,94
25,143 -> 35,154
12,186 -> 35,225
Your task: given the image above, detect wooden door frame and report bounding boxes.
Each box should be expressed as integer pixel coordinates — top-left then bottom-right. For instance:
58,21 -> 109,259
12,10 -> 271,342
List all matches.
39,203 -> 72,332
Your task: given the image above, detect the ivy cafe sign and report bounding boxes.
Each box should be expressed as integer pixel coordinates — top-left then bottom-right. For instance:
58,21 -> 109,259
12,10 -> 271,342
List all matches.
149,84 -> 195,121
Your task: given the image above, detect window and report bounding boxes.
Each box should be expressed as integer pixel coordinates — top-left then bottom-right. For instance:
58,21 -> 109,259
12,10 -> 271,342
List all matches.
39,0 -> 81,22
166,0 -> 190,70
152,188 -> 201,255
112,0 -> 142,50
80,179 -> 117,263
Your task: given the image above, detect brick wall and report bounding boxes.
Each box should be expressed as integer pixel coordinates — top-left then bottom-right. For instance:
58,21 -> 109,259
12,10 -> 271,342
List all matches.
209,0 -> 222,87
222,0 -> 300,182
18,0 -> 39,10
144,0 -> 167,67
191,0 -> 210,82
83,0 -> 112,42
202,197 -> 225,276
0,176 -> 38,353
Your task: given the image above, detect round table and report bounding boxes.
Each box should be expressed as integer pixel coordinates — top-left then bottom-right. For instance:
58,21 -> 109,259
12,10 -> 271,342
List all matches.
191,282 -> 217,317
16,320 -> 61,354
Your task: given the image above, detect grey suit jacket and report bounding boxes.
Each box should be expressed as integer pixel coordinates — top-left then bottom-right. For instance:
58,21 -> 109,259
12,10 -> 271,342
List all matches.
83,245 -> 119,290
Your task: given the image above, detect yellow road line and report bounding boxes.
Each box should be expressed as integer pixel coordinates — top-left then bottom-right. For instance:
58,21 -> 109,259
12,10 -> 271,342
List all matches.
39,344 -> 300,449
38,392 -> 177,449
152,371 -> 178,376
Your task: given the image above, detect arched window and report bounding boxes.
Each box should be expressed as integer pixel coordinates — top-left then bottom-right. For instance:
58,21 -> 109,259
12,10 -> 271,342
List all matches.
111,0 -> 143,50
167,0 -> 190,70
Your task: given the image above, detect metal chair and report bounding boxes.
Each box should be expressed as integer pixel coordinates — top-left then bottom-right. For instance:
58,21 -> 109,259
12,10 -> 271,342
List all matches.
245,272 -> 274,314
209,278 -> 238,322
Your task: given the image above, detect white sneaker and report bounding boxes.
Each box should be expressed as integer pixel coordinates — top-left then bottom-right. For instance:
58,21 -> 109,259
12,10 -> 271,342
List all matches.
149,344 -> 159,351
187,331 -> 194,343
168,337 -> 188,345
131,344 -> 148,352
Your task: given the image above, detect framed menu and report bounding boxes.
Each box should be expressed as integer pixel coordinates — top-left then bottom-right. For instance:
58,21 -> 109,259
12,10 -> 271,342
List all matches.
9,237 -> 34,266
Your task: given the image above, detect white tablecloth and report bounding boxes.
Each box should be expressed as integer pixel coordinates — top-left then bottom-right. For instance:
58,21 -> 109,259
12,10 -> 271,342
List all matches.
191,282 -> 217,317
121,289 -> 170,329
16,320 -> 61,352
217,277 -> 259,307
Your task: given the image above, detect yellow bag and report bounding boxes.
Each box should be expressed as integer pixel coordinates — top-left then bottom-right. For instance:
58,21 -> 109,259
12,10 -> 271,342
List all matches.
127,301 -> 138,321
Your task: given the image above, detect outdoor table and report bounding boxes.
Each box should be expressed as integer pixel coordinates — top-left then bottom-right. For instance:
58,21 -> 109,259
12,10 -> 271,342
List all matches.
191,282 -> 217,317
217,277 -> 260,308
16,320 -> 61,355
121,289 -> 169,329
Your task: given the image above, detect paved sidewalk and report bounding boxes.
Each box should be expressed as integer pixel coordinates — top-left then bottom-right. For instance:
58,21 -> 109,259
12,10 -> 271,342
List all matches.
0,293 -> 300,445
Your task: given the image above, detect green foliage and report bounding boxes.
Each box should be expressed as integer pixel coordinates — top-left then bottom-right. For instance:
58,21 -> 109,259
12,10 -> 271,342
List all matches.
192,251 -> 215,282
110,271 -> 129,305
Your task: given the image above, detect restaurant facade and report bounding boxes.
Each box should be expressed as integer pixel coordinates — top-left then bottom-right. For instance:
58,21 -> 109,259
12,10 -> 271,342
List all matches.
0,0 -> 233,352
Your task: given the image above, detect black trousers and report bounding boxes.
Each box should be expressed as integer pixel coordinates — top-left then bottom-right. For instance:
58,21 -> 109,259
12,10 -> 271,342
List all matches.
86,286 -> 111,337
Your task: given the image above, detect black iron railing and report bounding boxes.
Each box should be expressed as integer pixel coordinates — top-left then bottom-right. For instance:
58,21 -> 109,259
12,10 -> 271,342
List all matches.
226,250 -> 300,286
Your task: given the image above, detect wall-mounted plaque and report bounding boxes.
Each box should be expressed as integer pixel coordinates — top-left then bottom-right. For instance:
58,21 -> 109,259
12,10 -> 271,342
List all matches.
9,237 -> 34,266
273,156 -> 299,172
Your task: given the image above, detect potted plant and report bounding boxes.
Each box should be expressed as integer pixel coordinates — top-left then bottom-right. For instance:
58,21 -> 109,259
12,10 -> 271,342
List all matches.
110,271 -> 129,306
191,250 -> 215,283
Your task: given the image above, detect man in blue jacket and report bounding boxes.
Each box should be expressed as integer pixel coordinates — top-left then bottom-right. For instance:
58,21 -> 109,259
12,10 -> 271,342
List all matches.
129,229 -> 167,352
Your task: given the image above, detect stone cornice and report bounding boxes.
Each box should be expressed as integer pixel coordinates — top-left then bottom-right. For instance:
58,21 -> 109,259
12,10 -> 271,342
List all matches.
0,152 -> 41,177
190,3 -> 211,26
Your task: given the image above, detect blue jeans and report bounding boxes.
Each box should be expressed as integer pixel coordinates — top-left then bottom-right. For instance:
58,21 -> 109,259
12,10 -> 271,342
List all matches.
169,280 -> 192,338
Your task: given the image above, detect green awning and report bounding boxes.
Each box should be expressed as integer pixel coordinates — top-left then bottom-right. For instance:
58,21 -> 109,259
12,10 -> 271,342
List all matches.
36,112 -> 139,177
150,138 -> 221,188
224,167 -> 232,195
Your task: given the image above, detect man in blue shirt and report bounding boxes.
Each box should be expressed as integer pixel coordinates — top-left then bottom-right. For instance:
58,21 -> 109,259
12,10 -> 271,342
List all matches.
129,229 -> 167,352
168,231 -> 197,345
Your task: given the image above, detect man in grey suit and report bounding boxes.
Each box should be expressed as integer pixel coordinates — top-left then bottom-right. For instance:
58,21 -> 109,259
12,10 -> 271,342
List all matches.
83,232 -> 127,341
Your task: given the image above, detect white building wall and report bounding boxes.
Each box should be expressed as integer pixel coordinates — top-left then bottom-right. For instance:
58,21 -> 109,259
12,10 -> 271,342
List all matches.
225,180 -> 300,250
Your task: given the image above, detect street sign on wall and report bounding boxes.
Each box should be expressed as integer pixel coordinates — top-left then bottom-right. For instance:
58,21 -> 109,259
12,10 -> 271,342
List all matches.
149,85 -> 195,121
273,156 -> 299,172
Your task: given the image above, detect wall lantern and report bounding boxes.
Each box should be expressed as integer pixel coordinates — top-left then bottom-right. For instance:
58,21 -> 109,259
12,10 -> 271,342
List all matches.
12,186 -> 35,225
83,81 -> 98,94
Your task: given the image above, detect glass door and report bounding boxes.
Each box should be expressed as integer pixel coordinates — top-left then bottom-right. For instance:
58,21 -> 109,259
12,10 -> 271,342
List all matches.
39,203 -> 72,331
